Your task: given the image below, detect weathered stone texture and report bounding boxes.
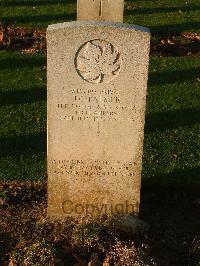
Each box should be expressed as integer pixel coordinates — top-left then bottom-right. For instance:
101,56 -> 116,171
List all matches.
47,21 -> 150,218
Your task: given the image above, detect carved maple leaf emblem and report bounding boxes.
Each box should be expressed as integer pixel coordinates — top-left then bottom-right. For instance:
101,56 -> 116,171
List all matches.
76,40 -> 121,83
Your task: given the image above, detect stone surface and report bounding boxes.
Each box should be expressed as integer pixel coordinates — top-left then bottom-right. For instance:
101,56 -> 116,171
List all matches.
77,0 -> 124,22
47,21 -> 150,218
113,215 -> 150,236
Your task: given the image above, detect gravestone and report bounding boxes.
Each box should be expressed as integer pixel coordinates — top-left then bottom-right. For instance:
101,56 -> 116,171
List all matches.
77,0 -> 124,22
47,21 -> 150,218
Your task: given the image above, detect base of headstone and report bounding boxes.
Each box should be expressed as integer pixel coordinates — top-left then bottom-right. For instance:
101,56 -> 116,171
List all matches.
113,215 -> 149,236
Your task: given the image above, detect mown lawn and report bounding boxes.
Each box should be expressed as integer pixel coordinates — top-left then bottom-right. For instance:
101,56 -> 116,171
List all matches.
0,51 -> 200,184
144,56 -> 200,186
0,51 -> 46,180
0,0 -> 200,32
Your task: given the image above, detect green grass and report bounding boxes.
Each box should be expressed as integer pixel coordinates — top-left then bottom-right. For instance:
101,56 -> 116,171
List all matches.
0,51 -> 200,184
125,0 -> 200,33
0,0 -> 200,33
143,57 -> 200,185
0,0 -> 76,28
0,51 -> 46,180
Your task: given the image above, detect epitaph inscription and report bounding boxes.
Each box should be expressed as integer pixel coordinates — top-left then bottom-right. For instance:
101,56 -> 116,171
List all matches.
51,159 -> 135,177
75,39 -> 122,83
47,21 -> 150,218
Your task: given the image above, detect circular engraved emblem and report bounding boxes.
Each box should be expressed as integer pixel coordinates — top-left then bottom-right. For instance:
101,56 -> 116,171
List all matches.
75,39 -> 122,84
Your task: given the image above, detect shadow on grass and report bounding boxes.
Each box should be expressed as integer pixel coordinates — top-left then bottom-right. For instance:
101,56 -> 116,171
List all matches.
143,167 -> 200,185
1,0 -> 76,7
0,132 -> 46,157
3,13 -> 76,25
0,232 -> 12,264
0,55 -> 45,69
145,107 -> 200,133
149,66 -> 200,86
149,22 -> 200,33
151,41 -> 200,56
140,176 -> 200,264
125,5 -> 200,16
141,184 -> 200,264
0,87 -> 46,106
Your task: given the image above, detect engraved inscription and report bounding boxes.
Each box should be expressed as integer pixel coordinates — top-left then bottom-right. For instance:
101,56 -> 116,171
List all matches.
51,159 -> 135,178
75,39 -> 122,84
57,88 -> 136,122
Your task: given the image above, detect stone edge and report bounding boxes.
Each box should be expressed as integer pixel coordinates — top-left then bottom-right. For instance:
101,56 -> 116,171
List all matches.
47,20 -> 150,34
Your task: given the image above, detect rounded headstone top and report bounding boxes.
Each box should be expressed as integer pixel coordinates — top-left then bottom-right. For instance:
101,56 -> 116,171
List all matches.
47,21 -> 150,34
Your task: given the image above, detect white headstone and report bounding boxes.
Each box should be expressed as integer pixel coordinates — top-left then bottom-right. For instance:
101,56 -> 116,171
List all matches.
47,21 -> 150,218
77,0 -> 124,22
